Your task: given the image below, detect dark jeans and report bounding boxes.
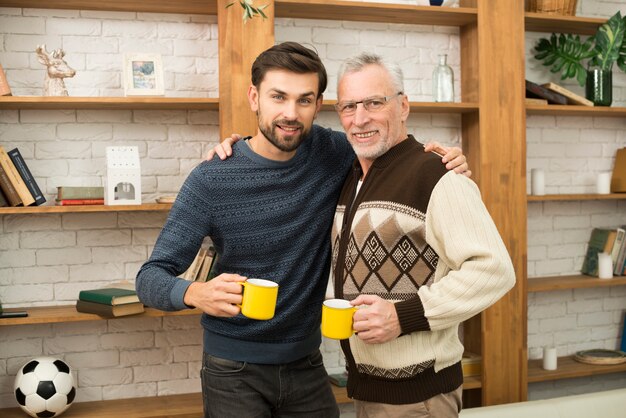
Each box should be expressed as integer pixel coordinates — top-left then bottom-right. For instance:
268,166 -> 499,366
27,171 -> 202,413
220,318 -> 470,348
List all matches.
201,350 -> 340,418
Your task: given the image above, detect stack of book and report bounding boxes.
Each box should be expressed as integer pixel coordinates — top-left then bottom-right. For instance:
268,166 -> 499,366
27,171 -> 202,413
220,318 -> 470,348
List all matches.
581,227 -> 626,276
182,246 -> 217,282
461,351 -> 482,378
0,145 -> 46,207
76,287 -> 144,317
56,186 -> 104,206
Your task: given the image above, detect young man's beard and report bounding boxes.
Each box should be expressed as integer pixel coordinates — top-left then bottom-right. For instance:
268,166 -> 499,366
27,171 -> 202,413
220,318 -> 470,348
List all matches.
258,112 -> 309,153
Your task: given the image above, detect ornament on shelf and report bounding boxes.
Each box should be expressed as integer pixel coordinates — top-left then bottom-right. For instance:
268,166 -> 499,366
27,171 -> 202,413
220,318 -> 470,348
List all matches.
35,44 -> 76,96
105,146 -> 142,206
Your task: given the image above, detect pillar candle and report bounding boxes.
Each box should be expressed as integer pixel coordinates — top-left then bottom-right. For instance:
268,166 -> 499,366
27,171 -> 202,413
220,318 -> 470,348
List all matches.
531,169 -> 545,196
542,346 -> 557,370
596,172 -> 612,194
598,252 -> 613,279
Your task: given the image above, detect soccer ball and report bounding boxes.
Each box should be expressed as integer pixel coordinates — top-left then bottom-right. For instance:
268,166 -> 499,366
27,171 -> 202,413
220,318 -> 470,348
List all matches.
14,357 -> 76,418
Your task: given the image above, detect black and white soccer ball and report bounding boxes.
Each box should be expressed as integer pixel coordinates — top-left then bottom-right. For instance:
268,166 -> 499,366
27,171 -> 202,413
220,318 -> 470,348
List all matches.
14,357 -> 76,418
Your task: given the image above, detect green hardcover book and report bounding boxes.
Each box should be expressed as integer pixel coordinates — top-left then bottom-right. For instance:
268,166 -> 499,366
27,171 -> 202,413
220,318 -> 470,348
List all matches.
76,300 -> 144,317
581,228 -> 614,276
78,287 -> 139,305
57,186 -> 105,200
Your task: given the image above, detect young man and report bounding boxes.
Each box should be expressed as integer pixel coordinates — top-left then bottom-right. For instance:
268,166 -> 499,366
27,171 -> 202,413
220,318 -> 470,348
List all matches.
136,42 -> 466,417
331,53 -> 516,417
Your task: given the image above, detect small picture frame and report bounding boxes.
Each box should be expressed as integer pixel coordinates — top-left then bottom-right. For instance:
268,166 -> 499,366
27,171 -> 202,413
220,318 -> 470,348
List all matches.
123,53 -> 164,96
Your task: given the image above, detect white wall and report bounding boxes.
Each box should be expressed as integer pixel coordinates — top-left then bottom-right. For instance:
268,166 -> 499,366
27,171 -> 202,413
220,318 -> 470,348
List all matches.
0,0 -> 624,409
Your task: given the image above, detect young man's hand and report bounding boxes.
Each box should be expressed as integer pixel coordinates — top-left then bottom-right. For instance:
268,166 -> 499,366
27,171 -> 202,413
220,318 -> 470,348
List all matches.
183,273 -> 247,317
424,141 -> 472,178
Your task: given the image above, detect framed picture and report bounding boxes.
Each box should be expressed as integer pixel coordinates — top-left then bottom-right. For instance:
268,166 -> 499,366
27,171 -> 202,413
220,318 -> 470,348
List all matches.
123,53 -> 164,96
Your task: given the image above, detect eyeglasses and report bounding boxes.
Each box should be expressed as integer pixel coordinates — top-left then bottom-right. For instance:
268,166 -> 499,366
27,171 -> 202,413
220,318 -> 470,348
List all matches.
334,92 -> 403,116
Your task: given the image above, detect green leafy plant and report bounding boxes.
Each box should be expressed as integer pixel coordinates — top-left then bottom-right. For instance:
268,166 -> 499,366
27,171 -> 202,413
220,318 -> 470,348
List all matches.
226,0 -> 268,23
534,11 -> 626,86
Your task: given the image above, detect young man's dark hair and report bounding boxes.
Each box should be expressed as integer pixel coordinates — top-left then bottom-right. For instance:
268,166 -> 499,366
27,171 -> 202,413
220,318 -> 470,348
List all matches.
251,41 -> 327,98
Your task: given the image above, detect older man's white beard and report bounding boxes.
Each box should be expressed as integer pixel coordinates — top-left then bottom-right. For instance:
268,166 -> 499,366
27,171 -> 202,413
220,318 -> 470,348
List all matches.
349,138 -> 392,161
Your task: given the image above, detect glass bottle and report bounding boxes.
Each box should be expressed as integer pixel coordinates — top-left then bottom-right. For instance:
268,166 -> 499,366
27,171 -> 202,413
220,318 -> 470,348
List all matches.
432,54 -> 454,102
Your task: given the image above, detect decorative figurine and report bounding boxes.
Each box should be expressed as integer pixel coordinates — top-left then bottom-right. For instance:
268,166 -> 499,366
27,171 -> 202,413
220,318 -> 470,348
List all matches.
35,45 -> 76,96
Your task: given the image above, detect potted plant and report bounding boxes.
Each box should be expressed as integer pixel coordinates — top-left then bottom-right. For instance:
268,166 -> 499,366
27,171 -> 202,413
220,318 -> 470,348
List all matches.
533,11 -> 626,106
227,0 -> 268,22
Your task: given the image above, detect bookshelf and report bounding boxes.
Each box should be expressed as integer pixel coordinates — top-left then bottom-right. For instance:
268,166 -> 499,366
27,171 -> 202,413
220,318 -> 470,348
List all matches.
528,356 -> 626,383
527,193 -> 626,202
0,96 -> 219,110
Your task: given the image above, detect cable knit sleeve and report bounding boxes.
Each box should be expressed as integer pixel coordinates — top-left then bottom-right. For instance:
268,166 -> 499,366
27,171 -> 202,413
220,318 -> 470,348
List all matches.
135,163 -> 214,311
402,171 -> 515,332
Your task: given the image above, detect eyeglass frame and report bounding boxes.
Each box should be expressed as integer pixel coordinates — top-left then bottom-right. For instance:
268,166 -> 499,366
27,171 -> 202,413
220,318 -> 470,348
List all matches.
334,92 -> 404,116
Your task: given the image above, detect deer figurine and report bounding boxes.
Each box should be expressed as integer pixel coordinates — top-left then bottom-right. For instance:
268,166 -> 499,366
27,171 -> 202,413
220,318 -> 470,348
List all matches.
35,45 -> 76,96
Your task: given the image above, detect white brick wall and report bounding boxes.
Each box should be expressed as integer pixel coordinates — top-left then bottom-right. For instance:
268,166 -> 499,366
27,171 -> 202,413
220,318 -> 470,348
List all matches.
0,0 -> 624,410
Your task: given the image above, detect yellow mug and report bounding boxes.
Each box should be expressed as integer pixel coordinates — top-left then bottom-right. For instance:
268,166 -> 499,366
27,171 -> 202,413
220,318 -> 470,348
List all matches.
238,278 -> 278,320
321,299 -> 357,340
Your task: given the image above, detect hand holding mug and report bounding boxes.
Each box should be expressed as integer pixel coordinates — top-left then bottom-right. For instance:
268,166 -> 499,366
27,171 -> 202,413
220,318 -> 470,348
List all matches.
183,273 -> 247,317
351,294 -> 402,344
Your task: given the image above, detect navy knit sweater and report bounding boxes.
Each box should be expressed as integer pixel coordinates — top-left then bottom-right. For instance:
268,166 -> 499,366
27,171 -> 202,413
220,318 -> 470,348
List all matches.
136,125 -> 354,364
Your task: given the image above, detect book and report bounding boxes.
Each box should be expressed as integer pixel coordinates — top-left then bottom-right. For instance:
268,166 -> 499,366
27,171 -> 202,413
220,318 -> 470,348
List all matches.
615,225 -> 626,276
76,300 -> 144,317
55,198 -> 104,206
0,163 -> 21,206
196,247 -> 216,282
462,351 -> 482,377
8,148 -> 46,206
183,248 -> 207,281
621,313 -> 626,352
541,82 -> 594,106
525,97 -> 548,105
0,188 -> 8,207
611,228 -> 625,270
57,186 -> 105,200
78,287 -> 140,305
611,147 -> 626,193
525,79 -> 568,105
0,145 -> 35,206
0,64 -> 11,96
581,228 -> 616,276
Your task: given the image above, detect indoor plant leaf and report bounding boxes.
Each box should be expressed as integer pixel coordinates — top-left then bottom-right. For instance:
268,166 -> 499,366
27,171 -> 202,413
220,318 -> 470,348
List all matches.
534,33 -> 593,86
594,11 -> 625,70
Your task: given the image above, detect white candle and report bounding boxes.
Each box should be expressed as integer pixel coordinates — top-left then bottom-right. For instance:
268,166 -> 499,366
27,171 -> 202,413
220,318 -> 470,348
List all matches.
596,172 -> 612,194
598,252 -> 613,279
531,169 -> 545,196
543,346 -> 557,370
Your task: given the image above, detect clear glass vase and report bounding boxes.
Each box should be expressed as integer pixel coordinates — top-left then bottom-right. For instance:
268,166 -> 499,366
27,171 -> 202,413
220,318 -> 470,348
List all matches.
432,54 -> 454,102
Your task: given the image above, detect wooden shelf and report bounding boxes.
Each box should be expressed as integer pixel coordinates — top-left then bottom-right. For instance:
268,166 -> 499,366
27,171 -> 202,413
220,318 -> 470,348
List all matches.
526,104 -> 626,116
0,0 -> 217,15
0,96 -> 219,110
528,193 -> 626,201
528,274 -> 626,292
0,379 -> 481,417
321,100 -> 479,114
0,203 -> 172,215
276,0 -> 477,26
528,355 -> 626,383
0,305 -> 201,326
525,12 -> 605,35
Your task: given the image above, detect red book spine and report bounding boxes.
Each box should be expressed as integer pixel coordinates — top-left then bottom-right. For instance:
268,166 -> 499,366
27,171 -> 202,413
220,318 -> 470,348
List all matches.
56,199 -> 105,206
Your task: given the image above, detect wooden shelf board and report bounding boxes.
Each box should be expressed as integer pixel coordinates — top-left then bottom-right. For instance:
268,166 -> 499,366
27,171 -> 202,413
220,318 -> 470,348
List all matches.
0,380 -> 480,417
528,193 -> 626,201
526,104 -> 626,116
528,274 -> 626,292
528,355 -> 626,383
0,203 -> 172,215
0,305 -> 201,326
0,96 -> 219,110
525,12 -> 605,35
275,0 -> 477,26
0,0 -> 217,15
321,100 -> 478,114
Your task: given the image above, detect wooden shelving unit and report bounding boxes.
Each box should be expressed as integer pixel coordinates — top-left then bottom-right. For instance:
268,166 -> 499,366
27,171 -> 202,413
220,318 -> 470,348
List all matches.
527,193 -> 626,202
0,0 -> 218,14
528,274 -> 626,292
0,96 -> 219,110
0,305 -> 200,326
528,356 -> 626,383
0,203 -> 172,215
